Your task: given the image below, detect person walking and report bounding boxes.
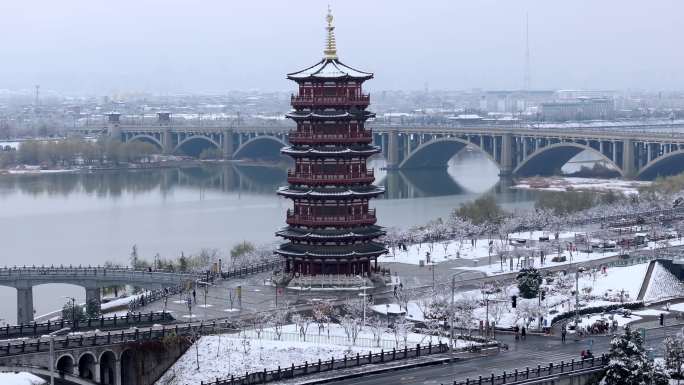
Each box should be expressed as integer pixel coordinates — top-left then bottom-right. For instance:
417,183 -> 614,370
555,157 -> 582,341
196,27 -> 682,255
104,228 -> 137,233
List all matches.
561,327 -> 567,343
521,326 -> 527,340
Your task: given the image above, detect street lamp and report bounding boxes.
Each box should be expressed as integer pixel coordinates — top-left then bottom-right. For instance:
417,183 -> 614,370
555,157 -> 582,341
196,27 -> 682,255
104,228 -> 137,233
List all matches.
385,304 -> 390,327
63,296 -> 77,329
355,275 -> 367,325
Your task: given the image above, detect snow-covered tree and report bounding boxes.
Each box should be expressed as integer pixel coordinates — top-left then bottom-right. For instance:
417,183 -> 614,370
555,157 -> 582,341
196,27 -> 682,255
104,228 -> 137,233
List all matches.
268,306 -> 289,341
601,328 -> 669,385
663,335 -> 684,378
384,227 -> 404,258
312,300 -> 334,335
452,296 -> 477,336
516,267 -> 542,299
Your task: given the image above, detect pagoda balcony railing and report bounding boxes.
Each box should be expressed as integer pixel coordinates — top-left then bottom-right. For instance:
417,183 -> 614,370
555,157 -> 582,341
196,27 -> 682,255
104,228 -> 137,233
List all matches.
286,209 -> 377,226
287,170 -> 374,185
290,94 -> 370,107
288,131 -> 372,144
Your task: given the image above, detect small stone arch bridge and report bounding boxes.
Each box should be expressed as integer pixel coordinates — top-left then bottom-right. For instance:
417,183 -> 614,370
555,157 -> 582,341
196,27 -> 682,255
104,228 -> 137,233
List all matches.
0,266 -> 199,325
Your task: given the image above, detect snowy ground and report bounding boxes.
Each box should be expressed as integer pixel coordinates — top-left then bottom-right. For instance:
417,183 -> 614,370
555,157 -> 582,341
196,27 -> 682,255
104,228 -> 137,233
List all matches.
644,262 -> 684,302
457,238 -> 684,277
0,372 -> 44,385
379,231 -> 578,266
513,177 -> 651,195
405,262 -> 655,331
156,323 -> 466,385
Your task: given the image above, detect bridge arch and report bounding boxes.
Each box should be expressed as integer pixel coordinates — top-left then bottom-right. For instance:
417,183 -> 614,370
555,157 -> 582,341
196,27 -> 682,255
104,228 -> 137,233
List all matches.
514,142 -> 623,177
173,135 -> 221,157
99,350 -> 117,384
56,353 -> 76,375
398,137 -> 498,170
128,135 -> 164,151
233,135 -> 287,160
77,351 -> 97,380
120,349 -> 137,385
637,149 -> 684,180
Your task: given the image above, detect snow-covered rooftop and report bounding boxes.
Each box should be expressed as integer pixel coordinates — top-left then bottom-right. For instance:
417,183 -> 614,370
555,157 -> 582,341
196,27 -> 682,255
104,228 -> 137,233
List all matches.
287,58 -> 373,81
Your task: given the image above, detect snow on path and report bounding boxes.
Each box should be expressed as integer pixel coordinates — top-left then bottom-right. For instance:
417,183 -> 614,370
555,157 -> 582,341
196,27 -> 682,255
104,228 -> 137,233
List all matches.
0,372 -> 45,385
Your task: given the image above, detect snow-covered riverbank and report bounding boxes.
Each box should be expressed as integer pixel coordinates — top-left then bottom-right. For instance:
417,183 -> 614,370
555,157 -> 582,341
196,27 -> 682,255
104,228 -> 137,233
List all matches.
513,176 -> 651,195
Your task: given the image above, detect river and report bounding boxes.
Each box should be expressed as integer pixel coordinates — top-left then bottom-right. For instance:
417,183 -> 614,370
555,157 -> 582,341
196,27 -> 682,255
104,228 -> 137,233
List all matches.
0,150 -> 549,322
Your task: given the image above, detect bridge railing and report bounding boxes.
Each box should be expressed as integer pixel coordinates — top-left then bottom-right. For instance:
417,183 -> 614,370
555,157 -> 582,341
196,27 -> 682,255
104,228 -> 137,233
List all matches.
219,259 -> 283,280
0,265 -> 201,282
0,311 -> 174,340
452,355 -> 607,385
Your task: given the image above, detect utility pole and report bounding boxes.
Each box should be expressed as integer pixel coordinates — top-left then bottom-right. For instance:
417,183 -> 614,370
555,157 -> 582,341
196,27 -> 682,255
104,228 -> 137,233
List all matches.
450,274 -> 456,354
49,336 -> 54,385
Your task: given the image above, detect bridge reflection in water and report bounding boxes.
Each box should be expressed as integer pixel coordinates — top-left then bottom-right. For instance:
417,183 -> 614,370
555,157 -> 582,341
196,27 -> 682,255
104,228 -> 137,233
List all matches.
0,161 -> 531,201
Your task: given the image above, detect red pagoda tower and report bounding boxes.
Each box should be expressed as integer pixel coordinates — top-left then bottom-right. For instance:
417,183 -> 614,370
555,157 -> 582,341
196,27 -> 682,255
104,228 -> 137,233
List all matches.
276,9 -> 386,280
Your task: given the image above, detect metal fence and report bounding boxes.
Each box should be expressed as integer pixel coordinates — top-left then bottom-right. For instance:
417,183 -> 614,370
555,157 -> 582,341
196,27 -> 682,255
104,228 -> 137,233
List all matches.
239,329 -> 430,350
0,311 -> 173,339
452,355 -> 607,385
201,342 -> 450,385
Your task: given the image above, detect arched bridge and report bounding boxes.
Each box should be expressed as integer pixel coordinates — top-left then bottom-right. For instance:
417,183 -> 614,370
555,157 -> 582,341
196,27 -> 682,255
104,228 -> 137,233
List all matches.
77,114 -> 684,179
0,266 -> 199,325
376,126 -> 684,179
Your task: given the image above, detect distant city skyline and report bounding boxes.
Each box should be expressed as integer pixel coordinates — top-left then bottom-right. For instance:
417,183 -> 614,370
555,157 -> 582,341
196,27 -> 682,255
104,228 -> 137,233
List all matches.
1,0 -> 682,94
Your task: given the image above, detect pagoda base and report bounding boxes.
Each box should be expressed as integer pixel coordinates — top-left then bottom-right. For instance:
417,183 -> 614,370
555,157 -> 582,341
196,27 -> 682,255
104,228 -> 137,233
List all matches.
275,272 -> 389,291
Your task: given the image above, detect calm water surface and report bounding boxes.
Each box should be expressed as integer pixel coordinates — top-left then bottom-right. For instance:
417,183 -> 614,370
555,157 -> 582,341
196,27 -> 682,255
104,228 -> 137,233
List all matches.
0,151 -> 543,322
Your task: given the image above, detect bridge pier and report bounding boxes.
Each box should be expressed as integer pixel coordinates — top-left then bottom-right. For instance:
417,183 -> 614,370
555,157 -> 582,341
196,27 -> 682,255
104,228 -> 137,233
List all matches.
85,286 -> 101,312
162,129 -> 173,155
499,133 -> 514,176
386,130 -> 400,169
16,286 -> 33,325
222,129 -> 234,159
623,139 -> 636,178
106,113 -> 122,141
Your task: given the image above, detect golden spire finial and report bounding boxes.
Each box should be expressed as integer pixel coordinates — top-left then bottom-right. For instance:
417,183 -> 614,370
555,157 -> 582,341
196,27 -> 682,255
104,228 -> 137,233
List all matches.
324,6 -> 338,60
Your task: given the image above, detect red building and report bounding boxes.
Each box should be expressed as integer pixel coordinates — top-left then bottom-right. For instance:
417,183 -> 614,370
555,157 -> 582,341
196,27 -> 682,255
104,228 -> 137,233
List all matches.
276,9 -> 386,278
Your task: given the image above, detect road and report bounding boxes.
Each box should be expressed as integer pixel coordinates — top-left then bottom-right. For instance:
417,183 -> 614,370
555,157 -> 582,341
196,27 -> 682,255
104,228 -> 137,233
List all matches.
321,321 -> 683,385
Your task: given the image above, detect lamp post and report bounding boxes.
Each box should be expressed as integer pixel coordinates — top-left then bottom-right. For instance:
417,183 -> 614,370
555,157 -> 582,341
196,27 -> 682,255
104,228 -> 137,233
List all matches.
355,275 -> 367,325
450,274 -> 456,354
386,304 -> 390,327
63,296 -> 77,329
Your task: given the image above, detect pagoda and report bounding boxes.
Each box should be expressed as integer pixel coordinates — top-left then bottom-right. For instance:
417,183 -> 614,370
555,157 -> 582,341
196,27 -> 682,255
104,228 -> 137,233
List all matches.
276,8 -> 386,280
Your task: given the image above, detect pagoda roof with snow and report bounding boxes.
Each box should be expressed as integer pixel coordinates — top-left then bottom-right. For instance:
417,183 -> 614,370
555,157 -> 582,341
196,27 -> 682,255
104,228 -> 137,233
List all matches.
287,58 -> 373,81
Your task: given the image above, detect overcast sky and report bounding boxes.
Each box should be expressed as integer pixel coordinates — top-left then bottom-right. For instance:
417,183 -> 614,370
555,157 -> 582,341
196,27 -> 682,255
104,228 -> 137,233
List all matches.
1,0 -> 682,94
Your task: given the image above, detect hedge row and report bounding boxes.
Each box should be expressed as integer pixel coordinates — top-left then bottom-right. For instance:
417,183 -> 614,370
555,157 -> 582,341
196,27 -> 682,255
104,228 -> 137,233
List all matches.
551,301 -> 644,325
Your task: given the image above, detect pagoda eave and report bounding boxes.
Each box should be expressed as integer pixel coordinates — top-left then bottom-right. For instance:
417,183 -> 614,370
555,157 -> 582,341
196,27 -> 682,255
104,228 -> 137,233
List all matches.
277,186 -> 385,199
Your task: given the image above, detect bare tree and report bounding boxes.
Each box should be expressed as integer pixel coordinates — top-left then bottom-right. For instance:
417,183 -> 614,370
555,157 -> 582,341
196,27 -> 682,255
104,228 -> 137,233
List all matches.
392,316 -> 413,348
369,316 -> 386,347
268,306 -> 289,341
340,314 -> 362,346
